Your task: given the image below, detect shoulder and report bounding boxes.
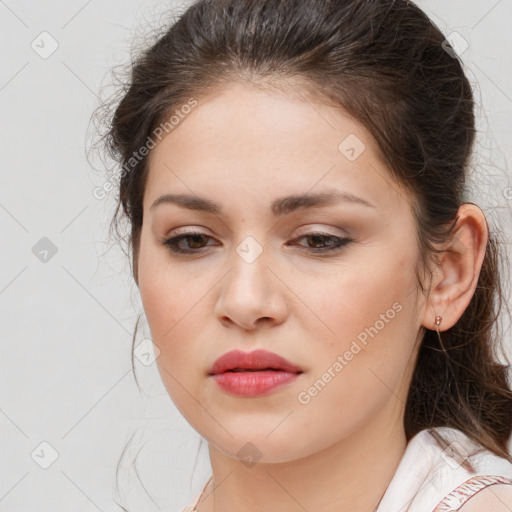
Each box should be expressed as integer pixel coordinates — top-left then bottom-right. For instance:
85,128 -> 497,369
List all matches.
456,484 -> 512,512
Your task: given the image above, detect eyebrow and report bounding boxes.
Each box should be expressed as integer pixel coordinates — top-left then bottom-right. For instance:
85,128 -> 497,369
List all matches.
149,190 -> 375,216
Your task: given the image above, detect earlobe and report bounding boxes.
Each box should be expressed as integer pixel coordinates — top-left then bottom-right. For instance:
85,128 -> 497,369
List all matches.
421,203 -> 489,332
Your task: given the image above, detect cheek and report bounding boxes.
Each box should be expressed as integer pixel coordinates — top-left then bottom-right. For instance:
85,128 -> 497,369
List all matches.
137,245 -> 213,398
138,269 -> 174,340
298,252 -> 419,403
294,298 -> 416,449
139,279 -> 194,364
138,268 -> 204,412
138,246 -> 188,361
300,251 -> 417,346
138,233 -> 184,334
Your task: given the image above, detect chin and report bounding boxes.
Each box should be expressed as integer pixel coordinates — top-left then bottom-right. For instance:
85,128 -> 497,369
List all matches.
202,426 -> 314,465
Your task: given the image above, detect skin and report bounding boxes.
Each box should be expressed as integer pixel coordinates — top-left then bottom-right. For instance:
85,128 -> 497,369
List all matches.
136,81 -> 488,511
456,485 -> 512,512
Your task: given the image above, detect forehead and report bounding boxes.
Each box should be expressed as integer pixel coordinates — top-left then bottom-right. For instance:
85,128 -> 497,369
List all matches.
144,81 -> 405,215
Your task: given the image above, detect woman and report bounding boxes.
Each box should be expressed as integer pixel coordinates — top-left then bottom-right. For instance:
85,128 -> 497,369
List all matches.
95,0 -> 512,510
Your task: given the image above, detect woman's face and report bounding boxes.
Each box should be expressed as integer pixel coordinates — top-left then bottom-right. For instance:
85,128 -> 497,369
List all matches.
137,81 -> 428,463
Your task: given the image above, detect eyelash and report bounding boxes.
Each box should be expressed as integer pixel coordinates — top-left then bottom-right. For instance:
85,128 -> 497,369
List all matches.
159,230 -> 354,255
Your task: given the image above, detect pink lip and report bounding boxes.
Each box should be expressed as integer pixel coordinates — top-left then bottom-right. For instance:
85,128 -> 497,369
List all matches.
208,349 -> 303,397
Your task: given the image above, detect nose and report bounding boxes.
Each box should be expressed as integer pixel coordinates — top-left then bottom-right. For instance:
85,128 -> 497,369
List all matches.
213,242 -> 289,331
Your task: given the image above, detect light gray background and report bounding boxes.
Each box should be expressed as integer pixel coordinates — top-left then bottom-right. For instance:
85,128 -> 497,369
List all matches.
1,1 -> 511,511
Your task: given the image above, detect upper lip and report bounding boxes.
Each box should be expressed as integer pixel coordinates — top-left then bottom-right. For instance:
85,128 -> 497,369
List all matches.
209,349 -> 303,375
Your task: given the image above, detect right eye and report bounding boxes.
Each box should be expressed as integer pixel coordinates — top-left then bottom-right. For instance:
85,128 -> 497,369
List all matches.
159,231 -> 217,255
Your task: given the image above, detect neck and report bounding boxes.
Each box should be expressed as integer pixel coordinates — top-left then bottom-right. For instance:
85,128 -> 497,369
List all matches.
197,408 -> 407,512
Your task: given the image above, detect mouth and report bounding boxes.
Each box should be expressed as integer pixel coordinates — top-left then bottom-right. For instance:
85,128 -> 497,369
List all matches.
210,369 -> 302,397
208,349 -> 303,375
208,349 -> 303,397
222,367 -> 300,372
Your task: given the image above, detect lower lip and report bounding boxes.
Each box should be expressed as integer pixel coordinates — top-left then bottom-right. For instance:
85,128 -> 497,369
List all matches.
211,371 -> 301,397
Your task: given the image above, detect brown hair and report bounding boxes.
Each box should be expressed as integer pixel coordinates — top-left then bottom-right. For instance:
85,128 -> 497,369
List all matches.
91,0 -> 512,504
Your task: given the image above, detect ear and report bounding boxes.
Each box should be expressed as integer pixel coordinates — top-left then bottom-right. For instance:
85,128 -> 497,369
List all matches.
421,203 -> 489,332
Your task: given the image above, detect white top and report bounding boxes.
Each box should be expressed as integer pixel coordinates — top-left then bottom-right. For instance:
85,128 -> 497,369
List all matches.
181,427 -> 512,512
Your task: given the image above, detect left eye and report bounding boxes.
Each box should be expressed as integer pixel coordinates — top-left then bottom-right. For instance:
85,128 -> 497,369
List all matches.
291,233 -> 354,252
160,231 -> 353,255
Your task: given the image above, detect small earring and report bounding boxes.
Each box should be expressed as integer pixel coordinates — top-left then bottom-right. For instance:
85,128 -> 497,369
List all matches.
434,315 -> 442,328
